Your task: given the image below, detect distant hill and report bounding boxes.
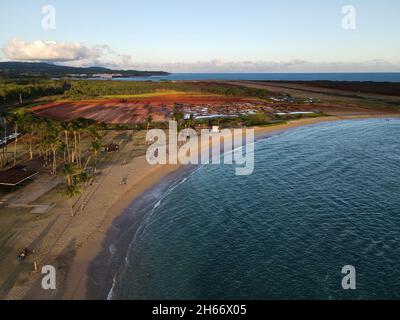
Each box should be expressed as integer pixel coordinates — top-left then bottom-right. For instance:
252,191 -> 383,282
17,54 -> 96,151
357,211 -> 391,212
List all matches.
0,61 -> 170,78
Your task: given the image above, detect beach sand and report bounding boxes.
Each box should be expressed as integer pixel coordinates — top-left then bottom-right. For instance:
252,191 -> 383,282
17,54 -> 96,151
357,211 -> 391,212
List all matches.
2,113 -> 397,300
63,113 -> 398,300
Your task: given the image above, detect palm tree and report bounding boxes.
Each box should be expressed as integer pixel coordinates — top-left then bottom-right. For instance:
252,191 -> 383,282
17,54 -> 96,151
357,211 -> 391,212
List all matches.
60,121 -> 72,163
0,124 -> 5,168
61,162 -> 80,187
59,141 -> 67,163
20,112 -> 40,160
59,162 -> 83,216
173,110 -> 184,130
60,183 -> 82,217
5,109 -> 24,166
88,124 -> 103,173
146,115 -> 153,143
76,118 -> 96,168
1,115 -> 8,167
78,171 -> 94,188
90,138 -> 102,173
47,121 -> 61,174
70,119 -> 86,166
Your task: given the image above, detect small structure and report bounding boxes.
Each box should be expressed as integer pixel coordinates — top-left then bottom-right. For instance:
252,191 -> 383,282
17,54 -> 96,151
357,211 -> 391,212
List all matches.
274,111 -> 316,116
0,132 -> 21,148
0,166 -> 39,187
212,126 -> 220,133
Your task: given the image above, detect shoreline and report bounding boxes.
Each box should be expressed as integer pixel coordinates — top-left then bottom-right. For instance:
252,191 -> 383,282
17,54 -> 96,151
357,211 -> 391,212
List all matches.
62,113 -> 399,300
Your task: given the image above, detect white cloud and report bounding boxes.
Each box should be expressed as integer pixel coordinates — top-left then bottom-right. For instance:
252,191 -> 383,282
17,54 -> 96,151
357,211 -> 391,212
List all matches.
2,39 -> 400,72
2,39 -> 95,62
1,39 -> 131,68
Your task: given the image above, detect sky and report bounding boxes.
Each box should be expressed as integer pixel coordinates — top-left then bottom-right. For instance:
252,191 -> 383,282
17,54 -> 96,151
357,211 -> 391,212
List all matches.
0,0 -> 399,72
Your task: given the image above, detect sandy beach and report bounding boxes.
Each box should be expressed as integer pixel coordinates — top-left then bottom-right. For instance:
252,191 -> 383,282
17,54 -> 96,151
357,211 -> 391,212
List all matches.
1,113 -> 397,300
62,113 -> 399,300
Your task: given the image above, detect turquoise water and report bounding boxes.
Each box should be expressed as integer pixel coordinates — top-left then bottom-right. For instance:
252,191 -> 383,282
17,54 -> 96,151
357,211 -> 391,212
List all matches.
113,73 -> 400,82
112,119 -> 400,299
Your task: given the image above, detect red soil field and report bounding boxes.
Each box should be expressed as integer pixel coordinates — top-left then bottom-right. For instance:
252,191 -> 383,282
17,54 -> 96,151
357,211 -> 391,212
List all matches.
32,95 -> 261,124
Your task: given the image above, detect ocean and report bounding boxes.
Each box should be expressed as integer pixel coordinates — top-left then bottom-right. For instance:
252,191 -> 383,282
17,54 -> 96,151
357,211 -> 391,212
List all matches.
107,119 -> 400,300
113,73 -> 400,82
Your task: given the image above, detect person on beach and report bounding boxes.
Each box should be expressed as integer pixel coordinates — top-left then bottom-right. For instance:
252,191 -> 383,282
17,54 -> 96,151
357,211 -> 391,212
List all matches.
17,248 -> 29,261
120,176 -> 128,186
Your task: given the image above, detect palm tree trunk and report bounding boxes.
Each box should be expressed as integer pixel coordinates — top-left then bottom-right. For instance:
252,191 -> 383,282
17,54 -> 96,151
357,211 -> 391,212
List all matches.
146,122 -> 150,145
3,117 -> 6,167
72,131 -> 77,164
29,133 -> 33,160
78,132 -> 82,168
83,155 -> 92,171
64,130 -> 70,163
52,148 -> 57,174
13,123 -> 18,166
67,175 -> 72,186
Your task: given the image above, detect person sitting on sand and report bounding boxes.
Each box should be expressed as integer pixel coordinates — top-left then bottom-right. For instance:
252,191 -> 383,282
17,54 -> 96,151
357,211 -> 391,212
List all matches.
17,248 -> 29,261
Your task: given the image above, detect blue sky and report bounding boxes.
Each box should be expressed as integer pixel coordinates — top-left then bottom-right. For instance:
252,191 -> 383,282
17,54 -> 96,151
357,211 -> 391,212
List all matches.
0,0 -> 399,72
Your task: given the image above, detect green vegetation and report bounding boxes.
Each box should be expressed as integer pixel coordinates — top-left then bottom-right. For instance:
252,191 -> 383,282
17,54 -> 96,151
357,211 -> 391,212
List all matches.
1,109 -> 103,216
273,112 -> 328,121
63,80 -> 274,100
0,61 -> 169,79
0,79 -> 68,104
0,79 -> 275,103
240,112 -> 273,126
2,109 -> 103,170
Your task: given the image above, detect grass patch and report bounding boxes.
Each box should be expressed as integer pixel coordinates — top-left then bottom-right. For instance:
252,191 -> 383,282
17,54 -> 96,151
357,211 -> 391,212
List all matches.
257,120 -> 288,127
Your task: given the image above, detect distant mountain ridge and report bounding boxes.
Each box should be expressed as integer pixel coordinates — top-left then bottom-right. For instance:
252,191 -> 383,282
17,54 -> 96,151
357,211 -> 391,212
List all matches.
0,61 -> 170,78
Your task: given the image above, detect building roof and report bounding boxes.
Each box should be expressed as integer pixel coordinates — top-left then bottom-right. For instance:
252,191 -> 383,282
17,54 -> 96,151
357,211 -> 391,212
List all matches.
0,167 -> 39,186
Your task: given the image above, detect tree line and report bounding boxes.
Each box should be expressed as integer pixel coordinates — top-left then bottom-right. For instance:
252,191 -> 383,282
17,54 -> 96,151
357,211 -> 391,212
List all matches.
0,79 -> 69,104
0,79 -> 273,102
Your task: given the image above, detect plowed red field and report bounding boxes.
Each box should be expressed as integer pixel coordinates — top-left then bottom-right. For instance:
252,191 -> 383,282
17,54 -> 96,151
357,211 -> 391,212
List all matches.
32,95 -> 259,124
